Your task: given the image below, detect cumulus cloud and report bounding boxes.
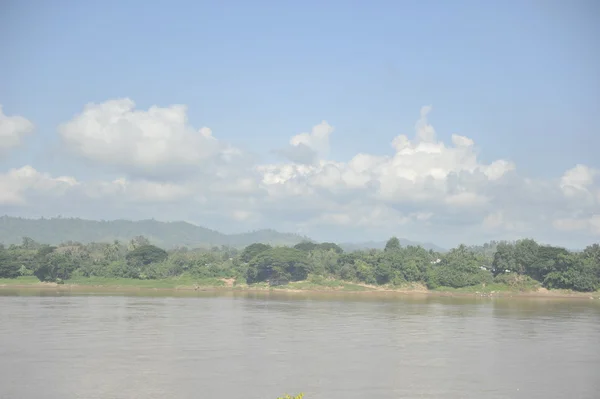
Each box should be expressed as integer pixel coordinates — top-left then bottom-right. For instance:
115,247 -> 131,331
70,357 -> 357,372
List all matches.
259,106 -> 515,211
560,164 -> 597,197
0,105 -> 35,155
2,100 -> 599,246
277,121 -> 334,164
58,98 -> 231,179
0,166 -> 78,206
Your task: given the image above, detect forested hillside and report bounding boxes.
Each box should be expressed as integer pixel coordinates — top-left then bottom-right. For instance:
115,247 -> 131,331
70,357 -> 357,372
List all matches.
0,216 -> 307,248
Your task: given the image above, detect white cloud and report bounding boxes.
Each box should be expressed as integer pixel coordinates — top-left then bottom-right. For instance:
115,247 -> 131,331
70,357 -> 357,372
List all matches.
290,121 -> 333,156
259,105 -> 514,210
58,98 -> 228,179
484,160 -> 515,180
299,203 -> 412,230
553,218 -> 589,232
553,215 -> 600,235
560,164 -> 597,197
85,178 -> 192,203
0,166 -> 78,206
483,211 -> 505,229
590,215 -> 600,234
2,101 -> 600,246
0,105 -> 35,155
483,211 -> 527,232
445,192 -> 488,207
278,121 -> 334,164
252,107 -> 598,242
230,210 -> 259,222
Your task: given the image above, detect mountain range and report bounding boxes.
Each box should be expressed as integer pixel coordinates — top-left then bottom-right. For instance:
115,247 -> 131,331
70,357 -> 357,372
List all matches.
0,216 -> 445,251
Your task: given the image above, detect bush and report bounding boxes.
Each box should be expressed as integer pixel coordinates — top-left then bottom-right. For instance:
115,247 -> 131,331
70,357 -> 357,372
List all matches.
105,260 -> 140,279
391,274 -> 407,287
18,265 -> 34,276
426,266 -> 493,289
339,264 -> 357,281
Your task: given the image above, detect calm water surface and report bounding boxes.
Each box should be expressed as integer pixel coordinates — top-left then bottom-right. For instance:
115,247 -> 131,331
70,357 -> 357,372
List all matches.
1,289 -> 599,399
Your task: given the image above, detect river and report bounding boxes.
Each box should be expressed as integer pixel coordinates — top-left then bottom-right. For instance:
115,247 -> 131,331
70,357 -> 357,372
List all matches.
0,289 -> 599,399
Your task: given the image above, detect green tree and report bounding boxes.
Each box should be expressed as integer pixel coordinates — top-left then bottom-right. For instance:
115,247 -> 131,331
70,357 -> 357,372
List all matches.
316,242 -> 343,254
583,244 -> 600,280
355,259 -> 376,284
307,249 -> 340,276
543,252 -> 599,292
339,263 -> 357,281
32,247 -> 77,282
492,242 -> 516,276
246,247 -> 309,284
0,248 -> 20,278
429,245 -> 491,288
527,245 -> 568,282
514,239 -> 539,274
104,240 -> 124,262
128,235 -> 151,251
240,243 -> 272,263
21,236 -> 40,250
400,258 -> 423,282
126,245 -> 168,267
293,241 -> 318,252
384,237 -> 401,252
374,260 -> 392,284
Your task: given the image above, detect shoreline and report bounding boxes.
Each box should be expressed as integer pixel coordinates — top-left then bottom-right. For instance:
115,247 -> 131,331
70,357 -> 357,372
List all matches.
1,279 -> 598,300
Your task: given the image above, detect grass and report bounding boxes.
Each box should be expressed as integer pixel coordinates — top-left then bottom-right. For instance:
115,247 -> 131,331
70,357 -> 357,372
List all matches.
0,276 -> 527,294
0,276 -> 225,289
67,276 -> 225,289
2,276 -> 598,297
0,276 -> 40,285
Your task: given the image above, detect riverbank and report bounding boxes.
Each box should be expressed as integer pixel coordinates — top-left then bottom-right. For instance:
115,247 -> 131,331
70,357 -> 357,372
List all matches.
1,276 -> 599,299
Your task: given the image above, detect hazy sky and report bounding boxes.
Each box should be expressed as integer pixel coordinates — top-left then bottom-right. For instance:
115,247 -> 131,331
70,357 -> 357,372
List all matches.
1,0 -> 599,248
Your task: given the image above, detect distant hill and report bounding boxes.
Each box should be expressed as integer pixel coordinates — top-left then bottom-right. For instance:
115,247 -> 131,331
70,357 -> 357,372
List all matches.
0,216 -> 445,251
0,216 -> 308,249
339,239 -> 446,253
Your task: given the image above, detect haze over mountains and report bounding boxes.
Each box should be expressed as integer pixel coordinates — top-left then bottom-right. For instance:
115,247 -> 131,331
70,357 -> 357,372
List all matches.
0,216 -> 445,251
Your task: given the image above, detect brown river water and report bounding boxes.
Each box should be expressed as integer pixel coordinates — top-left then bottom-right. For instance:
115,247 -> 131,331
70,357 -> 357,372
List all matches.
1,289 -> 599,399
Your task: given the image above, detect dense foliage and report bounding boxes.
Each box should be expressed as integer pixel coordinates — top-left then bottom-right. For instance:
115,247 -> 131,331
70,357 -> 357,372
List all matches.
1,236 -> 599,292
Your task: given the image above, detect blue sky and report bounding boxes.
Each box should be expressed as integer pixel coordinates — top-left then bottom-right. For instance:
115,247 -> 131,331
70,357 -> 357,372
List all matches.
0,0 -> 599,247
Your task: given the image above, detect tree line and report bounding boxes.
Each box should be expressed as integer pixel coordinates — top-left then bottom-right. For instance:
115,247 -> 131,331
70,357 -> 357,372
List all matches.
1,236 -> 599,292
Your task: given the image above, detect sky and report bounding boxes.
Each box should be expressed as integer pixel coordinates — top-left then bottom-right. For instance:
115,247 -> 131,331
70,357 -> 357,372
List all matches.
0,0 -> 599,248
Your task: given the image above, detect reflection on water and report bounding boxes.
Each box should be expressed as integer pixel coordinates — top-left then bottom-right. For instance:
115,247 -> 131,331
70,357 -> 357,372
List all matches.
0,290 -> 599,399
